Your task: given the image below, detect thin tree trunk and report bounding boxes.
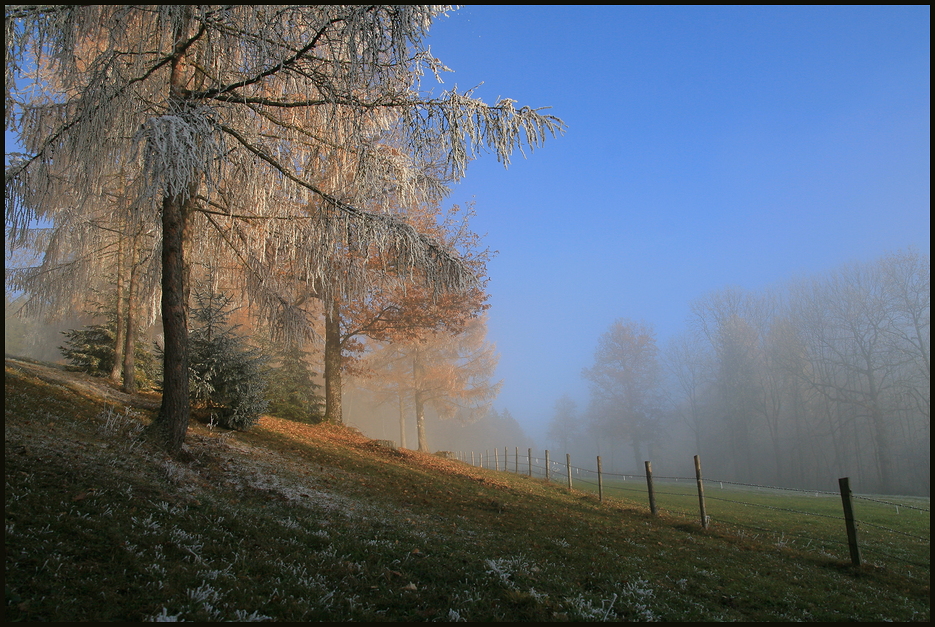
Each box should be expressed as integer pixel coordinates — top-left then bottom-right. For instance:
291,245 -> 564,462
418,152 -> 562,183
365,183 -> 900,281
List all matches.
415,390 -> 428,452
868,388 -> 892,493
398,391 -> 408,449
110,235 -> 125,382
324,298 -> 343,425
411,352 -> 428,452
122,234 -> 140,394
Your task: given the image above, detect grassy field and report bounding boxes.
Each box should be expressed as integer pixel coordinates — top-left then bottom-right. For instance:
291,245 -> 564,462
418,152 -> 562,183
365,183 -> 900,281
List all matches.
462,458 -> 930,577
4,358 -> 930,621
580,474 -> 928,573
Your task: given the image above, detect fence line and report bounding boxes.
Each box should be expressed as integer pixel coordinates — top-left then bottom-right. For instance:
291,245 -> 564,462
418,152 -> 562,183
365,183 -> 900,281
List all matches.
852,495 -> 930,512
462,447 -> 930,570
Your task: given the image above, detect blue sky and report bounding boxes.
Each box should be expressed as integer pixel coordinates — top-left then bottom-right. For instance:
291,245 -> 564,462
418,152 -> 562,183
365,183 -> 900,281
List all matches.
423,5 -> 930,441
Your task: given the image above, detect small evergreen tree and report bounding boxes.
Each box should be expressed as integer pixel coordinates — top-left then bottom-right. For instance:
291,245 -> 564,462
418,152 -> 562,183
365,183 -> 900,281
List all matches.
264,341 -> 325,423
188,287 -> 269,430
59,315 -> 160,390
60,324 -> 116,376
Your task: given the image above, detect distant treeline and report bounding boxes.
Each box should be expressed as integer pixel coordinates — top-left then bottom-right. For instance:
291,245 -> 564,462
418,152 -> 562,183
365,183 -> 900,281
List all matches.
549,249 -> 929,497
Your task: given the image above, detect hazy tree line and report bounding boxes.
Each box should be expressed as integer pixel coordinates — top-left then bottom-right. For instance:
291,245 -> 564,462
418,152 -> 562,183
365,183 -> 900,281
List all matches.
5,6 -> 561,454
548,250 -> 928,496
344,381 -> 529,459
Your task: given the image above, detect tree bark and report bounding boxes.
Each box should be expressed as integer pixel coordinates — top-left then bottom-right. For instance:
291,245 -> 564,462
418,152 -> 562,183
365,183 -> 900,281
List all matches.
324,298 -> 343,425
155,192 -> 191,453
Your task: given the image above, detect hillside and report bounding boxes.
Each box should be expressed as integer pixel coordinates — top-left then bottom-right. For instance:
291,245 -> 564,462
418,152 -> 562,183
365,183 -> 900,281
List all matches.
4,357 -> 929,621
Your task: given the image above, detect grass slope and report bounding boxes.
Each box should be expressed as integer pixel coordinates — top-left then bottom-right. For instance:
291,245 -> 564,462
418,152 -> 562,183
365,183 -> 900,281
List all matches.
4,358 -> 930,621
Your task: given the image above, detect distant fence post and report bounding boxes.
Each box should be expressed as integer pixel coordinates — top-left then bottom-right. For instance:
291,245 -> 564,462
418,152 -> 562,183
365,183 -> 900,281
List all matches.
528,448 -> 532,477
694,455 -> 708,529
471,451 -> 475,466
515,447 -> 519,473
494,447 -> 499,471
838,477 -> 862,566
566,453 -> 573,489
545,450 -> 550,482
504,447 -> 508,472
645,461 -> 658,516
597,456 -> 603,502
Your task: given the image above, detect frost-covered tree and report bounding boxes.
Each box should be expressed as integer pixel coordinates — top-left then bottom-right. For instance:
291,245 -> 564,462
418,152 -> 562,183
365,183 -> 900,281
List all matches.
4,186 -> 162,395
5,6 -> 564,453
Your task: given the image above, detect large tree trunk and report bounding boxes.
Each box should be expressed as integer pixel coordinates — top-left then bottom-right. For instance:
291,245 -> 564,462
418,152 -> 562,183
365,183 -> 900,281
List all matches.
110,236 -> 125,382
122,234 -> 140,394
324,299 -> 343,425
154,8 -> 196,454
155,192 -> 191,453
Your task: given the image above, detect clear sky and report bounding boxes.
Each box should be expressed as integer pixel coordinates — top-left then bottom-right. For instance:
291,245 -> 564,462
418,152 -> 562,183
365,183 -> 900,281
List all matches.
422,5 -> 931,442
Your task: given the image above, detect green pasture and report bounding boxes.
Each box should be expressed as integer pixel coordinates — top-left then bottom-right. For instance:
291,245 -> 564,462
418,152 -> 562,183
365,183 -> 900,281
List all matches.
540,469 -> 931,575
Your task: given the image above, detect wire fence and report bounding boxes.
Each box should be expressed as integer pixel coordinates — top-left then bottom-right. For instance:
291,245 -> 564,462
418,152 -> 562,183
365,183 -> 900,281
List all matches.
455,448 -> 930,572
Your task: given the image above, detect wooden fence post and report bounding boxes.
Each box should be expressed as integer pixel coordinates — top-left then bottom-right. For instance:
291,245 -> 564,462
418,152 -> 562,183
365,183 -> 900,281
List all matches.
504,447 -> 508,472
645,460 -> 658,516
494,447 -> 499,471
545,450 -> 550,482
515,447 -> 519,473
528,448 -> 532,477
694,455 -> 708,529
597,456 -> 603,502
838,477 -> 861,566
566,453 -> 573,489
